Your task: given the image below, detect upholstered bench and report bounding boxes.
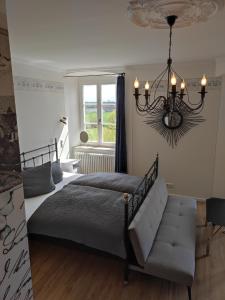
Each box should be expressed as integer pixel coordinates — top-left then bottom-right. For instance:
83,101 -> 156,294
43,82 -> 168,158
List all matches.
129,177 -> 197,300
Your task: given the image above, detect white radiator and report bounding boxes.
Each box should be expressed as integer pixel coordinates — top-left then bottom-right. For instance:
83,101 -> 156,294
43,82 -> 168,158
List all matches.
74,151 -> 115,174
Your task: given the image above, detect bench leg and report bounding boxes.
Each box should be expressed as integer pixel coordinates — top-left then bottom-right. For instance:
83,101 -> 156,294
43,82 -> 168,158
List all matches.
124,262 -> 129,285
187,286 -> 192,300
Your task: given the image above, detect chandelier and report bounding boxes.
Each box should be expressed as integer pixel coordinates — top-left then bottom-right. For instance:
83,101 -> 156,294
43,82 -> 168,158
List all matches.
133,15 -> 208,147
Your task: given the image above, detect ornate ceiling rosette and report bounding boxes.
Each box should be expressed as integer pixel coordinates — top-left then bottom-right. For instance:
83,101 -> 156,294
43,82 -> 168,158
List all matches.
128,0 -> 224,28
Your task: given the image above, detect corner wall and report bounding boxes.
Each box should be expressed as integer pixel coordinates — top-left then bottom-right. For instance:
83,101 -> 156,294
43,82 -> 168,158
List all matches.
213,75 -> 225,197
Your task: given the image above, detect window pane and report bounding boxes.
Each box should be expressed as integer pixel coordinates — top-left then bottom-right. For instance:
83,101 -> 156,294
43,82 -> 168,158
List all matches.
101,84 -> 116,103
85,124 -> 98,142
102,105 -> 116,124
84,104 -> 97,123
103,124 -> 116,143
83,85 -> 97,103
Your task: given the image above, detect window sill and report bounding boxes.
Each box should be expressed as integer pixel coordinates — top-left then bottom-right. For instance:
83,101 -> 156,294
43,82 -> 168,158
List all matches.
73,145 -> 115,155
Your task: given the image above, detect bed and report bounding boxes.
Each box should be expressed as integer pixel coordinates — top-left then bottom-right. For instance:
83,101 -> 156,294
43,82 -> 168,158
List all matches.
21,139 -> 159,279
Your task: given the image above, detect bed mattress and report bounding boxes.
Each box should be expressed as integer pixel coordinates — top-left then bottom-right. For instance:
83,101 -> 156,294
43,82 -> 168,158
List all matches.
27,184 -> 126,258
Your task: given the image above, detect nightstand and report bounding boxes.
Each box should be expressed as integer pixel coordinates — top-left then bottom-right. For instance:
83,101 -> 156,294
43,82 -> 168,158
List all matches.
60,159 -> 81,173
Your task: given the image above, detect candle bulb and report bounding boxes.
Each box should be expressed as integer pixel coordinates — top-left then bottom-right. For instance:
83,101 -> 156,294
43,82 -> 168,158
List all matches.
145,81 -> 150,90
180,80 -> 185,97
201,74 -> 207,87
144,81 -> 149,102
201,74 -> 207,93
181,80 -> 185,91
171,73 -> 177,86
171,73 -> 177,93
134,77 -> 140,100
134,77 -> 139,89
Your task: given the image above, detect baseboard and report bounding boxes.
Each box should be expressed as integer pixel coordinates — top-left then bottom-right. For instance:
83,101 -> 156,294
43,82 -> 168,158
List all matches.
169,193 -> 206,202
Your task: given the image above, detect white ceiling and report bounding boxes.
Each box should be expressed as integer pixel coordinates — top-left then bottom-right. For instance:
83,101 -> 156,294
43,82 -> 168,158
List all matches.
5,0 -> 225,72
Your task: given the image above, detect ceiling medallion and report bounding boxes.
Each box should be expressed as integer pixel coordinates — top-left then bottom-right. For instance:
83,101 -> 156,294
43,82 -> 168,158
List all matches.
128,0 -> 224,28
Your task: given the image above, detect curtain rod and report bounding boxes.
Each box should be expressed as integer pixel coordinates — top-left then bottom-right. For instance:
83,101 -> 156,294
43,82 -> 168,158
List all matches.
64,72 -> 125,78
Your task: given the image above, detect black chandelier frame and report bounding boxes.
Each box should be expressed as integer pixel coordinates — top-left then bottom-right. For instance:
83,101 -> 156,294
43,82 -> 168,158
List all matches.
133,15 -> 208,147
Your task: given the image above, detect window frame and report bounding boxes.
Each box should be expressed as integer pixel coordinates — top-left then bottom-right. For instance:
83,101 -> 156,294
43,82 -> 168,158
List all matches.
78,76 -> 117,147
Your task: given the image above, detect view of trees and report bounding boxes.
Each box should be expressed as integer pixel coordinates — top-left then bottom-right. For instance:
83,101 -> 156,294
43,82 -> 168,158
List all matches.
85,107 -> 116,143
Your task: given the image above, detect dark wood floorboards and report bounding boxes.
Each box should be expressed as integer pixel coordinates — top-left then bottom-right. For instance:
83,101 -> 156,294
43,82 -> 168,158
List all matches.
29,203 -> 225,300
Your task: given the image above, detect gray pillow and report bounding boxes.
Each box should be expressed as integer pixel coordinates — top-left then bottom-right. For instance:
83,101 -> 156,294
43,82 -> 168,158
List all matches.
52,160 -> 63,184
23,162 -> 55,198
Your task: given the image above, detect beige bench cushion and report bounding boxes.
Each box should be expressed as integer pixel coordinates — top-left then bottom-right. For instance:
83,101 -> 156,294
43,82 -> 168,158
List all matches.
128,176 -> 168,266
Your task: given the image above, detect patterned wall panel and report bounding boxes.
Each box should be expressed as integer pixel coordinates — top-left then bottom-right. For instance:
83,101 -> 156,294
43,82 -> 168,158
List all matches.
13,76 -> 64,93
0,6 -> 33,300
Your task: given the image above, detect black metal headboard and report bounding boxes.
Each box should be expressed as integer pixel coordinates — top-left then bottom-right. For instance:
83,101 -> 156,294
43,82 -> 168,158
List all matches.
20,138 -> 58,168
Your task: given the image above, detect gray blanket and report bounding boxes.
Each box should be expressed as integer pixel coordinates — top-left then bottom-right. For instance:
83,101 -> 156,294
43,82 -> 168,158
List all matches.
70,172 -> 143,194
28,184 -> 126,258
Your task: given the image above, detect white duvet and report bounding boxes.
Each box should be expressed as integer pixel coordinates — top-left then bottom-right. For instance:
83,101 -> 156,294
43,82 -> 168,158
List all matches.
25,172 -> 82,221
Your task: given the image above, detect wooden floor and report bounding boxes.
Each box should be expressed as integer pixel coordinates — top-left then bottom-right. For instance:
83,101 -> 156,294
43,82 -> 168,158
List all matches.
29,203 -> 225,300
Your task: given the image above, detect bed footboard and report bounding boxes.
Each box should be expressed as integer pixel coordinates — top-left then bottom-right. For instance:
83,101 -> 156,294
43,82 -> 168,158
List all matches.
123,154 -> 159,283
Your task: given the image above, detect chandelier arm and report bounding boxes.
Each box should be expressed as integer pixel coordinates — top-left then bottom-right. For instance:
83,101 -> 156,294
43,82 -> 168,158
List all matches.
153,67 -> 168,103
136,102 -> 149,112
188,101 -> 205,112
135,106 -> 149,116
136,97 -> 153,112
176,94 -> 205,112
190,103 -> 205,114
147,96 -> 166,112
138,96 -> 161,113
139,66 -> 168,110
171,67 -> 184,81
186,86 -> 205,107
137,100 -> 156,113
149,65 -> 168,96
171,68 -> 207,109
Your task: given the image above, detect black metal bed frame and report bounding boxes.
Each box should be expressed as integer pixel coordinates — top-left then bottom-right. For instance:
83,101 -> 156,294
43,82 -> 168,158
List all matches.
20,138 -> 58,167
123,154 -> 159,283
20,141 -> 159,284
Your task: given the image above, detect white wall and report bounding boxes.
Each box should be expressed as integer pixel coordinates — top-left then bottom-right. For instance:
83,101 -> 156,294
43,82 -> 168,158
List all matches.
124,61 -> 222,199
213,75 -> 225,198
64,77 -> 80,156
12,62 -> 68,157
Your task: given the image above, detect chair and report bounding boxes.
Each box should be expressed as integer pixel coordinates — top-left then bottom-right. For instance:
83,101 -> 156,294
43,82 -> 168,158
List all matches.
206,197 -> 225,255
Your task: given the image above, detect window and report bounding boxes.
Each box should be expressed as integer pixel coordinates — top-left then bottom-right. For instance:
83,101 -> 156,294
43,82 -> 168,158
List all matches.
80,78 -> 116,146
